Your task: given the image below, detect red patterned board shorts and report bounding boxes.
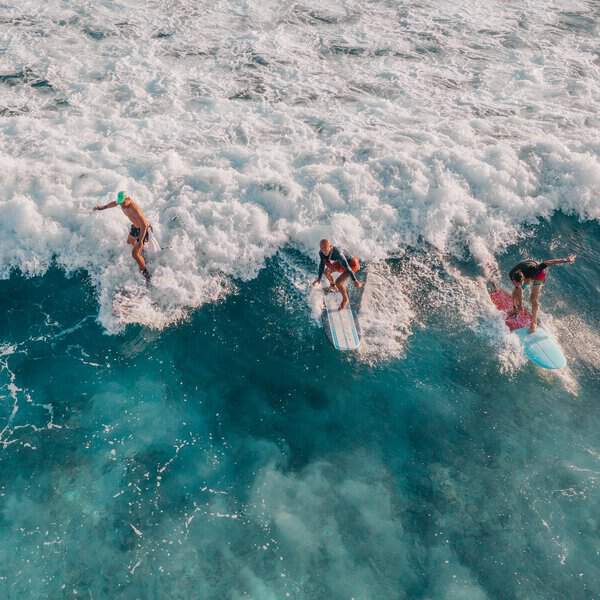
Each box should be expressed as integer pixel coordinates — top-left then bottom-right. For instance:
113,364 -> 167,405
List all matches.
531,269 -> 546,283
329,257 -> 360,274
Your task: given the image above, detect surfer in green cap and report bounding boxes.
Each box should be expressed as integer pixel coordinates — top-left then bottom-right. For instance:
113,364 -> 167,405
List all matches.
94,192 -> 152,283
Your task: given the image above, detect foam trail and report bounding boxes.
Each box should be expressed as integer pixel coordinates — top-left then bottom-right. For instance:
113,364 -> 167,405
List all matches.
358,262 -> 416,362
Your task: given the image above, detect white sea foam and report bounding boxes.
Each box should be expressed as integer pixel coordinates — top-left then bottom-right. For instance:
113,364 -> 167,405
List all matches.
0,0 -> 599,337
358,261 -> 417,362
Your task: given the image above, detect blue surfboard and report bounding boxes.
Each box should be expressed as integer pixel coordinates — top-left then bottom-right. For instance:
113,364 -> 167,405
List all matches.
514,327 -> 567,370
488,283 -> 567,370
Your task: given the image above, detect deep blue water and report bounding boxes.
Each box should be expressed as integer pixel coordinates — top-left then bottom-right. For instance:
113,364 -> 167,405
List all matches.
1,214 -> 599,599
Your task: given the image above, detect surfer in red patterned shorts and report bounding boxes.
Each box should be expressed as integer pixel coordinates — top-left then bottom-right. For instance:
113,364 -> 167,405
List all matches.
509,255 -> 576,333
312,239 -> 363,310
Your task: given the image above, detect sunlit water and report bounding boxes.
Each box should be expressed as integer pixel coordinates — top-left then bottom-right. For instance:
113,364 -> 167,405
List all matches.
1,1 -> 600,598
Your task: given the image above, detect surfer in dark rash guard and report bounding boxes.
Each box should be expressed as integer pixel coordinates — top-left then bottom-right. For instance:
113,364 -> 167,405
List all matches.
509,255 -> 576,333
312,239 -> 363,310
94,192 -> 152,283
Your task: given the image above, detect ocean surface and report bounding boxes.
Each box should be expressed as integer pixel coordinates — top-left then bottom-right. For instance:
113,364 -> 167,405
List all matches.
1,1 -> 600,598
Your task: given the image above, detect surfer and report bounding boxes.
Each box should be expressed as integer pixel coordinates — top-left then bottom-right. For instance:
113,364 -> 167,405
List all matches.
94,192 -> 152,283
312,239 -> 363,310
509,255 -> 576,333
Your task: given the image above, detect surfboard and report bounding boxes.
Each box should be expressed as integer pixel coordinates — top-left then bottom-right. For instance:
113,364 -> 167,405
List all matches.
487,283 -> 566,370
146,230 -> 162,254
323,286 -> 361,351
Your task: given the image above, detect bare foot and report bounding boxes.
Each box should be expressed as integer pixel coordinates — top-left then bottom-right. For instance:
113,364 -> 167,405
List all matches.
528,323 -> 537,334
338,299 -> 348,311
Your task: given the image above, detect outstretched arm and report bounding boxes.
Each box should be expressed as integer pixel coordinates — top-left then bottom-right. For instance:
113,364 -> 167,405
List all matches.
542,255 -> 576,266
94,201 -> 118,211
136,223 -> 149,250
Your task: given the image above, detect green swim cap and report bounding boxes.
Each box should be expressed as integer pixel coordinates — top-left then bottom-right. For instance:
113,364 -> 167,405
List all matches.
116,191 -> 126,205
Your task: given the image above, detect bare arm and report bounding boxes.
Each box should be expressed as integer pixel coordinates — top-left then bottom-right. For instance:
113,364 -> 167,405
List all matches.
94,201 -> 118,211
136,223 -> 149,249
512,286 -> 523,312
542,255 -> 576,266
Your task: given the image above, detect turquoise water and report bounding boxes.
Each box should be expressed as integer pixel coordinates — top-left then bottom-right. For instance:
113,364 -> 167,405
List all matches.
1,214 -> 599,599
2,0 -> 600,597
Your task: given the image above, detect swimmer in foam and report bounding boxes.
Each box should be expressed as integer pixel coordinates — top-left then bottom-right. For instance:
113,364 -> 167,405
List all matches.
94,192 -> 152,283
509,255 -> 576,333
312,239 -> 363,310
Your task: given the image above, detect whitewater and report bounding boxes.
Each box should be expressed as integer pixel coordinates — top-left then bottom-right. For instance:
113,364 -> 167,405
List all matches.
1,0 -> 599,336
1,1 -> 600,599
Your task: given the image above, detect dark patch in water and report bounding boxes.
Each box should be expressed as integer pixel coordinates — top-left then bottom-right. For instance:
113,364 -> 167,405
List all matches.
0,68 -> 53,92
52,98 -> 70,109
84,28 -> 108,41
260,182 -> 288,195
292,6 -> 355,26
307,11 -> 339,25
251,54 -> 269,67
57,16 -> 79,27
556,11 -> 597,34
322,45 -> 367,57
0,15 -> 37,27
154,31 -> 174,39
415,45 -> 442,56
31,79 -> 53,90
0,72 -> 26,86
0,106 -> 28,117
477,28 -> 502,37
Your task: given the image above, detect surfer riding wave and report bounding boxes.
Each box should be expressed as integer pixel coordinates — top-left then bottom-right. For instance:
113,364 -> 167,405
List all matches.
509,255 -> 576,333
94,192 -> 152,283
94,192 -> 153,283
312,239 -> 363,310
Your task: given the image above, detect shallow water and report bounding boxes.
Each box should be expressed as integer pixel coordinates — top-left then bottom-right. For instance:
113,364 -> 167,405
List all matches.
1,0 -> 600,598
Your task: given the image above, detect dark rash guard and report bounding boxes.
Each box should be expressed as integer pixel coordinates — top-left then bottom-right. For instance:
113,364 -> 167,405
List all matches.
509,260 -> 548,282
317,246 -> 358,283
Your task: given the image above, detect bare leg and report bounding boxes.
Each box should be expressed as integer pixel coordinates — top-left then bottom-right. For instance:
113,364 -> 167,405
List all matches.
323,266 -> 336,288
529,285 -> 542,333
132,244 -> 146,271
335,272 -> 351,310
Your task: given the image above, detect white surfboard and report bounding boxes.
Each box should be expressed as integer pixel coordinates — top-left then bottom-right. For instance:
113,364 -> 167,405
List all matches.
323,288 -> 361,351
145,230 -> 162,255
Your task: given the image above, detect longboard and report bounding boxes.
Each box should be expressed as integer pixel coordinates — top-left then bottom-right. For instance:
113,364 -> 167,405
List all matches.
323,286 -> 361,351
488,283 -> 566,370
